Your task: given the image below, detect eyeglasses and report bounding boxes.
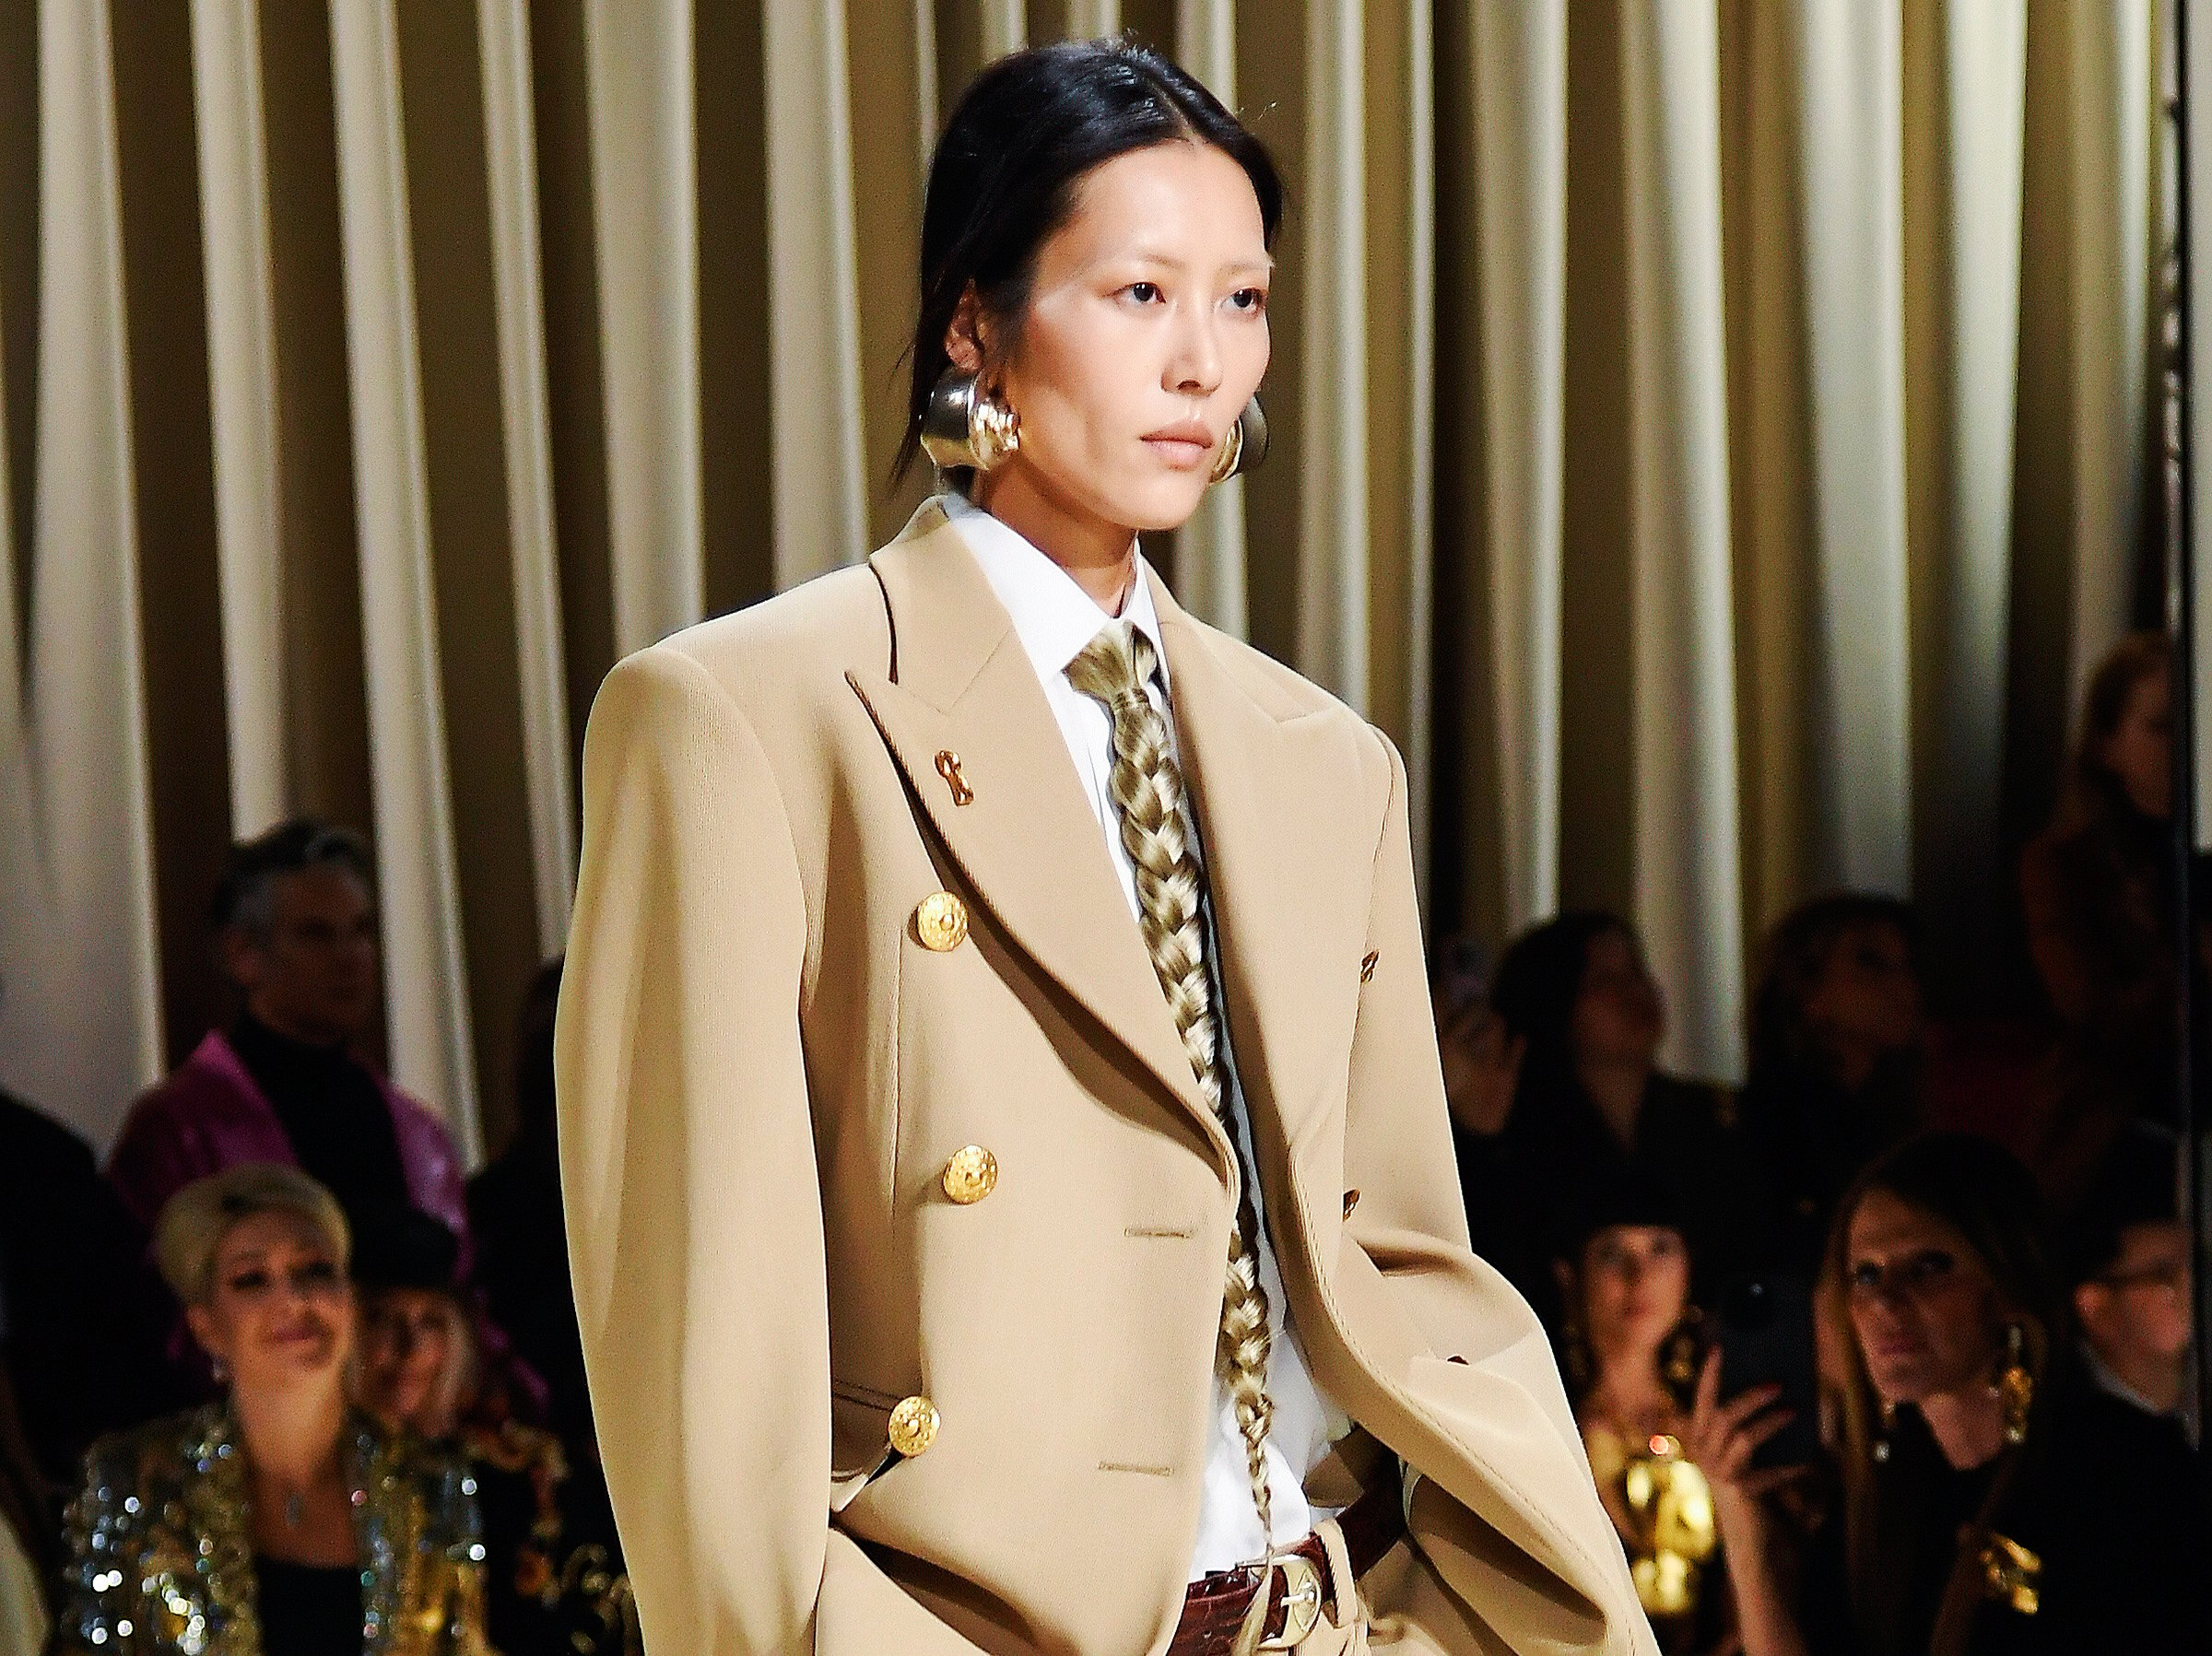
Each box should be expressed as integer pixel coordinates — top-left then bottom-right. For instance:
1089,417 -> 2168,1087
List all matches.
1848,1249 -> 1959,1300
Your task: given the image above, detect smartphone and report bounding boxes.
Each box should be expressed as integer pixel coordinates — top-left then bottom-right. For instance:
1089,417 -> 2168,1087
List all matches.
1710,1271 -> 1820,1471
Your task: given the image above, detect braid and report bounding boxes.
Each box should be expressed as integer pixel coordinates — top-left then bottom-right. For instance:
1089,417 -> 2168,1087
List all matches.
1219,1169 -> 1277,1546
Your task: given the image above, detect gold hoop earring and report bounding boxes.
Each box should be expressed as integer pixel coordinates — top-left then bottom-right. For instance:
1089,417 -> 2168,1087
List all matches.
920,370 -> 1020,474
1994,1321 -> 2033,1446
1209,395 -> 1269,485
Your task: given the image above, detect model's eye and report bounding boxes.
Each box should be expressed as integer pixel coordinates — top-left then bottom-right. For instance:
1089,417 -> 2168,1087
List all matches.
1124,282 -> 1163,305
1228,287 -> 1267,312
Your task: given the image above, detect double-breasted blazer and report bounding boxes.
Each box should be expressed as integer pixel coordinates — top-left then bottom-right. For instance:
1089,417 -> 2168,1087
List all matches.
555,499 -> 1655,1656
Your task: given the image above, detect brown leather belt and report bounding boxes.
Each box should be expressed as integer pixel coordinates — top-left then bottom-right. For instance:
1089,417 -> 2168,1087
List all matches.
1165,1459 -> 1406,1656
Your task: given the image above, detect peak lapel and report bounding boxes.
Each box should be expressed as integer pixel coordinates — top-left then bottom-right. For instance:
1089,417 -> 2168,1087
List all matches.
848,513 -> 1229,1167
1158,598 -> 1374,1160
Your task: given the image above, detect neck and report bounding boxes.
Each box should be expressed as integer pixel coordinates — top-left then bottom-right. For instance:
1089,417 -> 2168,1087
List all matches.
1917,1383 -> 2007,1471
971,472 -> 1138,611
2095,1340 -> 2187,1415
233,1378 -> 348,1494
241,1004 -> 348,1053
1578,1060 -> 1649,1149
1590,1355 -> 1672,1432
1826,1039 -> 1879,1095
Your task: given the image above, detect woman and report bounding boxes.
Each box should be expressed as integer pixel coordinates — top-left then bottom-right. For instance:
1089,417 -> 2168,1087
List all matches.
1556,1177 -> 1806,1656
1813,1133 -> 2210,1654
1461,912 -> 1766,1335
353,1202 -> 638,1656
2018,632 -> 2205,1201
1738,895 -> 1925,1278
557,40 -> 1651,1656
53,1164 -> 487,1655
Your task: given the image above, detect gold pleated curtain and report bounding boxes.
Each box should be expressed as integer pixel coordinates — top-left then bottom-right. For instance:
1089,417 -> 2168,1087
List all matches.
0,0 -> 2164,1157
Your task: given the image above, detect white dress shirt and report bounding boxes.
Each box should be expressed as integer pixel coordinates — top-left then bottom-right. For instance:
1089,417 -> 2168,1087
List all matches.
943,493 -> 1347,1578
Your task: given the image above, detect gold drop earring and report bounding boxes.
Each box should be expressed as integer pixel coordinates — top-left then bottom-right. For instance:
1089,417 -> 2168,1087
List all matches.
1994,1321 -> 2034,1446
920,369 -> 1020,474
1208,395 -> 1268,484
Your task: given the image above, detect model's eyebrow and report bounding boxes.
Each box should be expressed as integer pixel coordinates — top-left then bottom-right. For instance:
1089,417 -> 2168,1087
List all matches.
1114,248 -> 1276,277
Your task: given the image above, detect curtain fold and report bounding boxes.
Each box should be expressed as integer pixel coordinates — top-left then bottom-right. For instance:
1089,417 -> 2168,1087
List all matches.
328,0 -> 480,1157
191,0 -> 288,838
0,3 -> 2170,1142
0,0 -> 163,1145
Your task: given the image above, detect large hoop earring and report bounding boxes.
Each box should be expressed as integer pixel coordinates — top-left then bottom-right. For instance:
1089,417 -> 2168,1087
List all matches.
920,370 -> 1020,474
1994,1321 -> 2034,1446
1209,395 -> 1269,485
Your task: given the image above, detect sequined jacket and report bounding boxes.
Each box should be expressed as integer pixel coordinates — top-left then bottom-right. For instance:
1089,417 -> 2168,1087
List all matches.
53,1405 -> 489,1656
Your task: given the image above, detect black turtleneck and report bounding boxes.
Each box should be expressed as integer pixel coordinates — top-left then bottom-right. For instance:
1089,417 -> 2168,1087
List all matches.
229,1014 -> 409,1220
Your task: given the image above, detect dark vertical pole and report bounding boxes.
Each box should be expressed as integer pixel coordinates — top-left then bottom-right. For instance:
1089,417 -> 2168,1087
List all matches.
2171,0 -> 2212,1446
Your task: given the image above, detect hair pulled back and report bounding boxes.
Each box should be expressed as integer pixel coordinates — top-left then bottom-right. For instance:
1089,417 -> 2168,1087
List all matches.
895,40 -> 1284,485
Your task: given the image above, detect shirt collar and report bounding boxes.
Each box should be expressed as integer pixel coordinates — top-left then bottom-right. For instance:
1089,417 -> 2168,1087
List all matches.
941,492 -> 1169,689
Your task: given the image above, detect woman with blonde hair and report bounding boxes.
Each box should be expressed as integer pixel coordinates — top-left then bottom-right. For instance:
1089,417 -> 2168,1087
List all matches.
52,1164 -> 488,1655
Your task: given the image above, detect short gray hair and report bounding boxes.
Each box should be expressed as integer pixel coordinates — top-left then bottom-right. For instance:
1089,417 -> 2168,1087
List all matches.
211,818 -> 375,944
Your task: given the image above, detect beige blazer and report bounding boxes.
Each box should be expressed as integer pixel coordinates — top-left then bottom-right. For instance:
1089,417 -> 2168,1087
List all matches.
555,500 -> 1656,1656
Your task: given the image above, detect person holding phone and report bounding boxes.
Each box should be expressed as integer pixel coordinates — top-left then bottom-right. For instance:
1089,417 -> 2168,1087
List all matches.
1554,1174 -> 1808,1656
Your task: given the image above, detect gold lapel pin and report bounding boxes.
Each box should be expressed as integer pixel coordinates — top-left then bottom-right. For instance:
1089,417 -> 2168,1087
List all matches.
934,749 -> 974,806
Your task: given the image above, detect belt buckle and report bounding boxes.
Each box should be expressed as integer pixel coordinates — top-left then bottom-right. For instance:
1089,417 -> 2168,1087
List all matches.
1258,1555 -> 1324,1650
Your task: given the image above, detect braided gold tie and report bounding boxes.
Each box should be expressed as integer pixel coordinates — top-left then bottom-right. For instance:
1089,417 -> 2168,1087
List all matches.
1066,620 -> 1279,1556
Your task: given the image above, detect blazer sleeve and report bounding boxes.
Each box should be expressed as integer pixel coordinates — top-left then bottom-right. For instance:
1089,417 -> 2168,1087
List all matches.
555,646 -> 837,1656
1338,732 -> 1658,1656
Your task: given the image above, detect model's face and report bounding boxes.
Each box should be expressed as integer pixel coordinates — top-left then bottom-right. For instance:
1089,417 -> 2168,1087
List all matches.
1571,930 -> 1665,1072
228,865 -> 380,1046
2101,665 -> 2172,819
2076,1219 -> 2194,1368
1845,1190 -> 2005,1406
1576,1225 -> 1689,1366
959,141 -> 1271,533
186,1211 -> 354,1395
356,1286 -> 465,1438
1804,920 -> 1923,1063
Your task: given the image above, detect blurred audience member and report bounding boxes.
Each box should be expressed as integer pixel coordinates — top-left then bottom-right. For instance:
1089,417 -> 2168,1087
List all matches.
0,1368 -> 51,1653
1555,1173 -> 1806,1656
469,958 -> 594,1450
106,819 -> 471,1251
2064,1125 -> 2195,1442
1458,912 -> 1764,1332
53,1164 -> 488,1654
1740,896 -> 1926,1278
2018,632 -> 2197,1197
0,1074 -> 181,1493
1810,1133 -> 2208,1656
353,1199 -> 637,1656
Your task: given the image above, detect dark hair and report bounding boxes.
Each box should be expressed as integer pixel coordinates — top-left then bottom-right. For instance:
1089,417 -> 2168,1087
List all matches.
1488,910 -> 1636,1090
1747,891 -> 1920,1082
894,40 -> 1285,487
211,818 -> 375,942
1818,1133 -> 2065,1654
2059,628 -> 2171,830
2062,1123 -> 2181,1285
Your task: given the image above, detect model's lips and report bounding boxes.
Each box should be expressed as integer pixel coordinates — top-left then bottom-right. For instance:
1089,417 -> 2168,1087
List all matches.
1142,419 -> 1217,469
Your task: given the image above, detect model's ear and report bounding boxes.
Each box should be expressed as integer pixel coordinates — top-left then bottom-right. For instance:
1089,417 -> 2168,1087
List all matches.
943,284 -> 990,376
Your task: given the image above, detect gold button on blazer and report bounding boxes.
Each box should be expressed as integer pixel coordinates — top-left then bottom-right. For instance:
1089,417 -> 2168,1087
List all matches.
555,501 -> 1657,1656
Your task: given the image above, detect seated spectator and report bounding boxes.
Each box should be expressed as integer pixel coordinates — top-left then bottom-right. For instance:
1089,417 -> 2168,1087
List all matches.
1810,1132 -> 2209,1655
1554,1172 -> 1806,1656
53,1164 -> 488,1654
1739,895 -> 1925,1278
353,1201 -> 637,1656
2018,631 -> 2202,1198
468,958 -> 595,1451
2065,1125 -> 2195,1441
0,1071 -> 182,1495
1458,911 -> 1765,1333
106,820 -> 471,1252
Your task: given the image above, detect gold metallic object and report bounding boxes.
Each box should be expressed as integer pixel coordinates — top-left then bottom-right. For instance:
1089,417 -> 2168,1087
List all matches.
1342,1189 -> 1361,1220
1255,1553 -> 1324,1651
1209,395 -> 1269,485
1980,1533 -> 2041,1614
941,1145 -> 998,1204
934,749 -> 974,805
1994,1322 -> 2034,1445
913,891 -> 970,952
1588,1427 -> 1716,1624
887,1395 -> 940,1458
1359,950 -> 1379,983
921,372 -> 1020,473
